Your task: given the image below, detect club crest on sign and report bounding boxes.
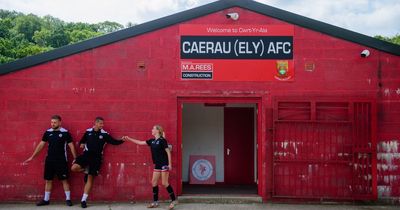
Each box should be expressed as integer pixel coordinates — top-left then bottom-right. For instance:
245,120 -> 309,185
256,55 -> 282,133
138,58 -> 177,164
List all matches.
275,60 -> 292,81
191,159 -> 213,181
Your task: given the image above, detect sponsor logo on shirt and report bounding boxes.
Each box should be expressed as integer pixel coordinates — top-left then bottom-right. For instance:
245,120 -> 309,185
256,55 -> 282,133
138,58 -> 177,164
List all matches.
99,135 -> 103,139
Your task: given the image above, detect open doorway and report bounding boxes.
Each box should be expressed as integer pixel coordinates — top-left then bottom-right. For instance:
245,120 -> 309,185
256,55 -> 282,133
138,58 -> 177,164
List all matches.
180,101 -> 258,195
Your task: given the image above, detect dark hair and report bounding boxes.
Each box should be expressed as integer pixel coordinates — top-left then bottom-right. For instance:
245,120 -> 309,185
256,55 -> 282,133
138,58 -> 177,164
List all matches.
95,116 -> 104,122
51,115 -> 62,121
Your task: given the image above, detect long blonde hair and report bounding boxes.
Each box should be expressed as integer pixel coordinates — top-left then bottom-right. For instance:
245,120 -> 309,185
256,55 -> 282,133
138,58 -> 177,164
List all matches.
154,125 -> 165,138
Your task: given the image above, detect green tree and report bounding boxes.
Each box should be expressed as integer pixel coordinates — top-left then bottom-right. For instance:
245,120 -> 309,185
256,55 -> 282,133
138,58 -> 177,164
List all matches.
42,15 -> 65,30
0,55 -> 14,63
68,29 -> 102,43
0,37 -> 15,63
96,21 -> 124,33
33,28 -> 52,46
0,18 -> 13,38
0,9 -> 21,20
65,22 -> 97,32
0,9 -> 134,64
125,22 -> 136,28
12,14 -> 42,42
13,42 -> 50,58
375,34 -> 400,45
48,27 -> 69,48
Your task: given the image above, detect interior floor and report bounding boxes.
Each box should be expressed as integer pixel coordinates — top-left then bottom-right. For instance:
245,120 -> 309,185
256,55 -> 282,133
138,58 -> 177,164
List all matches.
182,183 -> 258,195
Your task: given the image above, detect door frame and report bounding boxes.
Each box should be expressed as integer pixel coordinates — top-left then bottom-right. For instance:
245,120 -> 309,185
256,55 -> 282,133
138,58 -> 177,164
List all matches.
177,97 -> 262,196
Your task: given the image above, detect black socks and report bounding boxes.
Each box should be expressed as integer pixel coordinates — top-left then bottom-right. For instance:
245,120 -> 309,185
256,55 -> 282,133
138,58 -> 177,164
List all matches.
152,186 -> 159,202
166,185 -> 176,201
153,185 -> 176,202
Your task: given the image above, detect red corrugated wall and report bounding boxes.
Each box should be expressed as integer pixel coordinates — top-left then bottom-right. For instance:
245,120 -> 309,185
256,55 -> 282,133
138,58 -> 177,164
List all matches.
377,52 -> 400,202
0,7 -> 399,202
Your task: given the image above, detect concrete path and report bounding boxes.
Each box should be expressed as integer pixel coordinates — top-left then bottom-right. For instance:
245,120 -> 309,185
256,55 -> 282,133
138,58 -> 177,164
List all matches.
0,203 -> 398,210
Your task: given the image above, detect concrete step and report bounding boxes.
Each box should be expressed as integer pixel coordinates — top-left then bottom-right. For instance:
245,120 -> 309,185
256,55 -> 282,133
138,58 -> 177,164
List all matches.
178,194 -> 263,204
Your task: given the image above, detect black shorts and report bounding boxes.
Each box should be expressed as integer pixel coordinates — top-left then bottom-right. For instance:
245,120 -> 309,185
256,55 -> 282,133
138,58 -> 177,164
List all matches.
44,160 -> 69,180
154,163 -> 169,172
75,153 -> 102,176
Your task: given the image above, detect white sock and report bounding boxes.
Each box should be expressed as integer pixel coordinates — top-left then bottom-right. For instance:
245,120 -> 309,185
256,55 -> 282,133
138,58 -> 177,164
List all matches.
65,191 -> 71,200
44,191 -> 51,201
81,193 -> 88,202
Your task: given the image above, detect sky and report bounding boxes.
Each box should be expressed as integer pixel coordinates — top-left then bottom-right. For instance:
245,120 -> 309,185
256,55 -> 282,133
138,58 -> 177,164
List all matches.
0,0 -> 399,37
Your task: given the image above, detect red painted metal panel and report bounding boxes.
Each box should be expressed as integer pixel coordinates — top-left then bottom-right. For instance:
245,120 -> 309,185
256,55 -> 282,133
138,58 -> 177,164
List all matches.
272,98 -> 377,200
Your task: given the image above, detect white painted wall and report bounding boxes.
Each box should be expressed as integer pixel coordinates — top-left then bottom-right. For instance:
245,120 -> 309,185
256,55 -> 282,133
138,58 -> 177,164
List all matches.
182,103 -> 225,182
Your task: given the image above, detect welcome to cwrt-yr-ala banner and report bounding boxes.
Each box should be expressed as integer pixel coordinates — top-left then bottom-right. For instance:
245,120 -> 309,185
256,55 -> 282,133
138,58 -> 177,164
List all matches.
179,24 -> 294,81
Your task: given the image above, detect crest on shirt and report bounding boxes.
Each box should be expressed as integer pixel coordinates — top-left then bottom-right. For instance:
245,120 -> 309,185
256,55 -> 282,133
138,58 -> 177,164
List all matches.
99,135 -> 103,139
59,134 -> 63,137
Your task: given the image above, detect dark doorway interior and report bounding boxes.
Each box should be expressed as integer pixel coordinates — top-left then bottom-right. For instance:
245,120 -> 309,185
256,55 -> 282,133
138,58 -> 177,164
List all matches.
183,183 -> 257,195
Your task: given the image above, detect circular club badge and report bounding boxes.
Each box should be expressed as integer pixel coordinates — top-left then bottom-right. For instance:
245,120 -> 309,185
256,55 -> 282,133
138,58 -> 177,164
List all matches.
191,159 -> 213,181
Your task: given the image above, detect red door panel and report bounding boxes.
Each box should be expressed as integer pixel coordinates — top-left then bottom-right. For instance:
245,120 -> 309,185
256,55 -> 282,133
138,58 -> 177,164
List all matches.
224,107 -> 254,185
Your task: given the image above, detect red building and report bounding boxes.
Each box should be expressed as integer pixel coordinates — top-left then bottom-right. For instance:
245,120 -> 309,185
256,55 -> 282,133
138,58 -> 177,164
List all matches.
0,0 -> 399,203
